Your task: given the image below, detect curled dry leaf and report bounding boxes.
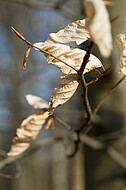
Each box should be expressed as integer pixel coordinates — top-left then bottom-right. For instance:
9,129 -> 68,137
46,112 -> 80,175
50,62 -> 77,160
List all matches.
25,94 -> 49,109
115,33 -> 126,75
34,41 -> 103,74
23,46 -> 31,70
45,117 -> 54,129
49,19 -> 90,45
84,0 -> 112,57
49,75 -> 79,109
8,111 -> 49,156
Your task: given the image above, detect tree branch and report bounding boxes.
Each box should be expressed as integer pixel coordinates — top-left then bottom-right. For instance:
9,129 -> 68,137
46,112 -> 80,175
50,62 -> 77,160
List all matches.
93,76 -> 126,116
11,27 -> 78,73
0,137 -> 62,170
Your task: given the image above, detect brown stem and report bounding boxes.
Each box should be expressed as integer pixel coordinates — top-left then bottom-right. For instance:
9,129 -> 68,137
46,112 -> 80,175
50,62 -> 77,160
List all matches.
81,75 -> 92,120
11,27 -> 78,73
93,76 -> 126,116
78,41 -> 94,76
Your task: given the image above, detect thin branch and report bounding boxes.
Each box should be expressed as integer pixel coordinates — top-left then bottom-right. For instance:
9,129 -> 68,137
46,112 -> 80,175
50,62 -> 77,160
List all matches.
107,146 -> 126,170
0,162 -> 21,179
78,42 -> 94,76
11,27 -> 78,73
80,134 -> 126,170
0,137 -> 62,170
110,15 -> 120,23
87,66 -> 112,87
96,129 -> 126,141
0,0 -> 77,19
93,76 -> 126,116
77,42 -> 94,127
80,134 -> 104,150
54,116 -> 74,131
81,75 -> 92,120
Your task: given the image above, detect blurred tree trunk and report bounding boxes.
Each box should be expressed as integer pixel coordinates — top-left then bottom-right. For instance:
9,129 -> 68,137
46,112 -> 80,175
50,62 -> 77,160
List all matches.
85,1 -> 126,190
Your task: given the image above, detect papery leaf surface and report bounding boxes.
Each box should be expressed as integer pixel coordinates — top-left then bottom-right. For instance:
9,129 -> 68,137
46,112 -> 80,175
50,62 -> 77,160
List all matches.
49,19 -> 90,45
49,75 -> 79,109
26,94 -> 49,109
115,33 -> 126,75
34,41 -> 103,74
84,0 -> 112,57
8,111 -> 49,156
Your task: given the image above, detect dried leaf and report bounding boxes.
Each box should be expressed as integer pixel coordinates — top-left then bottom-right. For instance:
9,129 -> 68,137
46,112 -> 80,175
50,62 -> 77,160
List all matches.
115,33 -> 126,75
8,111 -> 49,156
120,49 -> 126,75
23,46 -> 31,70
25,94 -> 49,109
49,75 -> 79,109
34,41 -> 103,74
84,0 -> 113,57
49,19 -> 90,45
45,117 -> 54,129
115,33 -> 126,51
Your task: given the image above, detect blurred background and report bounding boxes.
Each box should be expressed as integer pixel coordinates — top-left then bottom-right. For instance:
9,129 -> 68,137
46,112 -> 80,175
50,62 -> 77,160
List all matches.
0,0 -> 126,189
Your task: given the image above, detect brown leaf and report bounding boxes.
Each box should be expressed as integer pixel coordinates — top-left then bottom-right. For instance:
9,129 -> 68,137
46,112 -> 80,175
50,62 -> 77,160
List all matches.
115,33 -> 126,75
25,94 -> 49,109
23,46 -> 31,70
34,41 -> 103,74
49,75 -> 79,109
49,19 -> 90,45
7,111 -> 49,156
45,117 -> 54,129
84,0 -> 113,57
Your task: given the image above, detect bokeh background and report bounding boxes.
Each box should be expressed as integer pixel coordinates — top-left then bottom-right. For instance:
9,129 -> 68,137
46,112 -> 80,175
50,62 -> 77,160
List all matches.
0,0 -> 126,190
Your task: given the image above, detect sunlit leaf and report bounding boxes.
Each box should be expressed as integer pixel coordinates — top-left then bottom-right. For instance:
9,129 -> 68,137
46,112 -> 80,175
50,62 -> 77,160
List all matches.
49,19 -> 90,45
49,75 -> 79,109
84,0 -> 112,57
23,46 -> 31,70
115,33 -> 126,51
7,111 -> 49,156
34,41 -> 103,74
115,33 -> 126,75
25,94 -> 49,109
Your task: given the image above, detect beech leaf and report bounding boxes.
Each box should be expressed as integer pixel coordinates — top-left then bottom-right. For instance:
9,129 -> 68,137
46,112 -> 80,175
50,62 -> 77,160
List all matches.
49,19 -> 90,45
7,111 -> 49,156
84,0 -> 112,57
49,75 -> 79,109
26,94 -> 49,109
115,33 -> 126,75
23,46 -> 31,70
34,41 -> 103,74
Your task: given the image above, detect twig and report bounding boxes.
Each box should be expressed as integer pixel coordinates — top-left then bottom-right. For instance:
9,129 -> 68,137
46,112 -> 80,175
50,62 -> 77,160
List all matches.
78,42 -> 94,76
77,42 -> 94,126
0,162 -> 21,179
0,137 -> 62,170
80,134 -> 126,170
81,75 -> 92,120
96,129 -> 126,141
54,116 -> 79,157
107,146 -> 126,170
87,66 -> 112,87
0,0 -> 77,19
54,116 -> 74,131
110,15 -> 120,23
80,135 -> 104,150
11,27 -> 78,73
93,76 -> 126,116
